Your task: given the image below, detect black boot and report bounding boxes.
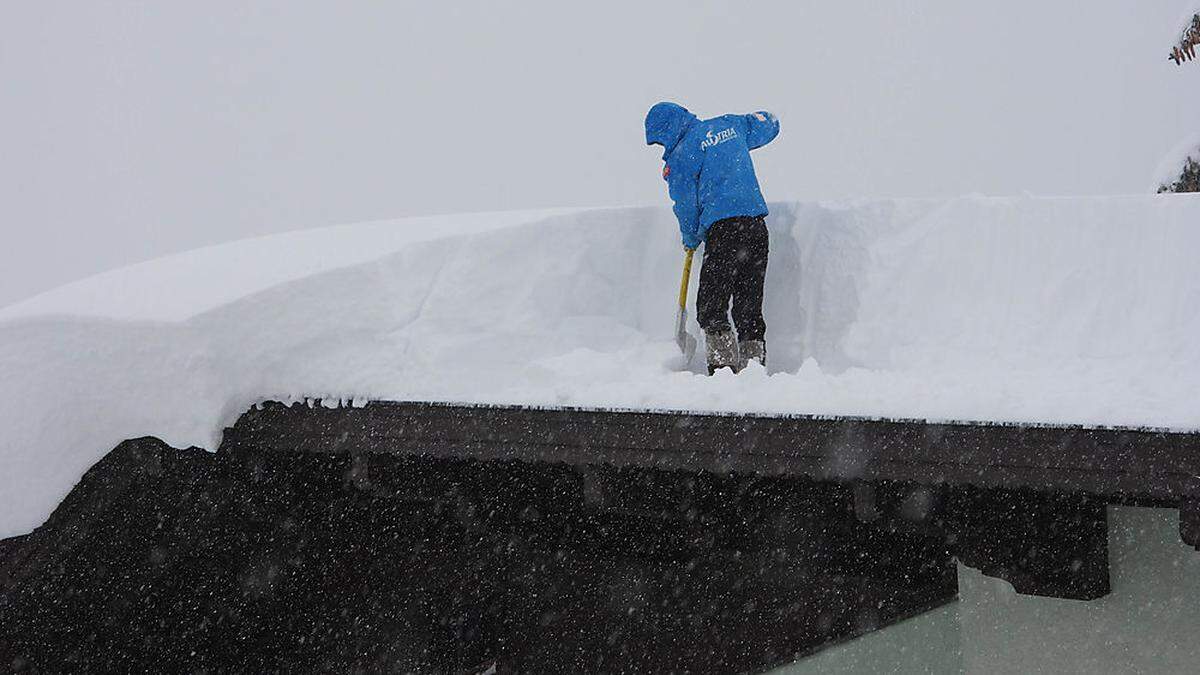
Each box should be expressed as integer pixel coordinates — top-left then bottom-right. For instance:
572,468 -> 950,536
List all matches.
705,328 -> 739,375
738,340 -> 766,371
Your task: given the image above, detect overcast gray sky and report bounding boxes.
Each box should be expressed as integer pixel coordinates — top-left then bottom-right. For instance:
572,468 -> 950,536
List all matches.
2,1 -> 1197,308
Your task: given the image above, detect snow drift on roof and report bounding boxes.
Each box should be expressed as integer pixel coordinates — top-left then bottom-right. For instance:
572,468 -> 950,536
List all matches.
1,195 -> 1199,537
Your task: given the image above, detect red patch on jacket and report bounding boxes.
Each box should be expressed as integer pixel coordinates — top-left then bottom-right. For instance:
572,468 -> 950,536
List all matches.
662,164 -> 671,179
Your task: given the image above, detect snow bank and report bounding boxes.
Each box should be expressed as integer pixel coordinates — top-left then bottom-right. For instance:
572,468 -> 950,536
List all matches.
0,209 -> 579,322
3,195 -> 1200,537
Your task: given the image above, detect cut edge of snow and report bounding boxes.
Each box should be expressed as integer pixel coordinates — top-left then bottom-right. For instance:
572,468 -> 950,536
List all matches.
0,206 -> 587,324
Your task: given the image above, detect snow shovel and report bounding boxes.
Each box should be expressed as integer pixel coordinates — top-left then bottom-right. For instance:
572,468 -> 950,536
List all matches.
675,248 -> 698,362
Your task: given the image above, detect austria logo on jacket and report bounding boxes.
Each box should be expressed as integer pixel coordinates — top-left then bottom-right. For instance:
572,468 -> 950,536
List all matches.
700,127 -> 738,151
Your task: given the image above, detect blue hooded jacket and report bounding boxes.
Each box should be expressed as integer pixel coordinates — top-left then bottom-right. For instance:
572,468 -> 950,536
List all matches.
645,102 -> 779,249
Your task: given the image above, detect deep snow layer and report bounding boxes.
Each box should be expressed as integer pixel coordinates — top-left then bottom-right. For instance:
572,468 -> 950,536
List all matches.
2,195 -> 1199,537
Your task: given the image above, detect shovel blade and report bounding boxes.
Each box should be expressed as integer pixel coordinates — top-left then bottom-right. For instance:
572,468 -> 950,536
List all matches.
675,307 -> 697,363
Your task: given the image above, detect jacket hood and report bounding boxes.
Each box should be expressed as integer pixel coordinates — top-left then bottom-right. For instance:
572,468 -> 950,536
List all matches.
644,102 -> 696,155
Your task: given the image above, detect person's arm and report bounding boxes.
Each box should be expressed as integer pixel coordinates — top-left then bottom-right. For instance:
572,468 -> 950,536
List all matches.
740,111 -> 780,150
665,157 -> 702,249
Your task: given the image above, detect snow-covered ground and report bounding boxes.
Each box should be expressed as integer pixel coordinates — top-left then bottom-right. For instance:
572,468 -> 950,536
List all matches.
779,507 -> 1200,674
2,195 -> 1199,537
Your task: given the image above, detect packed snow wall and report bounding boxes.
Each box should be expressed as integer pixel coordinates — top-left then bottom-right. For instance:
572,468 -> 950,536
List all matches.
2,194 -> 1199,537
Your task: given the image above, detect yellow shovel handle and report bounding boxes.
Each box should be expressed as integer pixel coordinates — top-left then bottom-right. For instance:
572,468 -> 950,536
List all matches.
678,248 -> 695,309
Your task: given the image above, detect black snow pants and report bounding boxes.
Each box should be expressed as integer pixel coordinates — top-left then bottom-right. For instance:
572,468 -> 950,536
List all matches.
697,215 -> 769,342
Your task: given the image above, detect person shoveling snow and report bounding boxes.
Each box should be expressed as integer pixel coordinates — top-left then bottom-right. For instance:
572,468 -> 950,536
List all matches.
645,101 -> 780,374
